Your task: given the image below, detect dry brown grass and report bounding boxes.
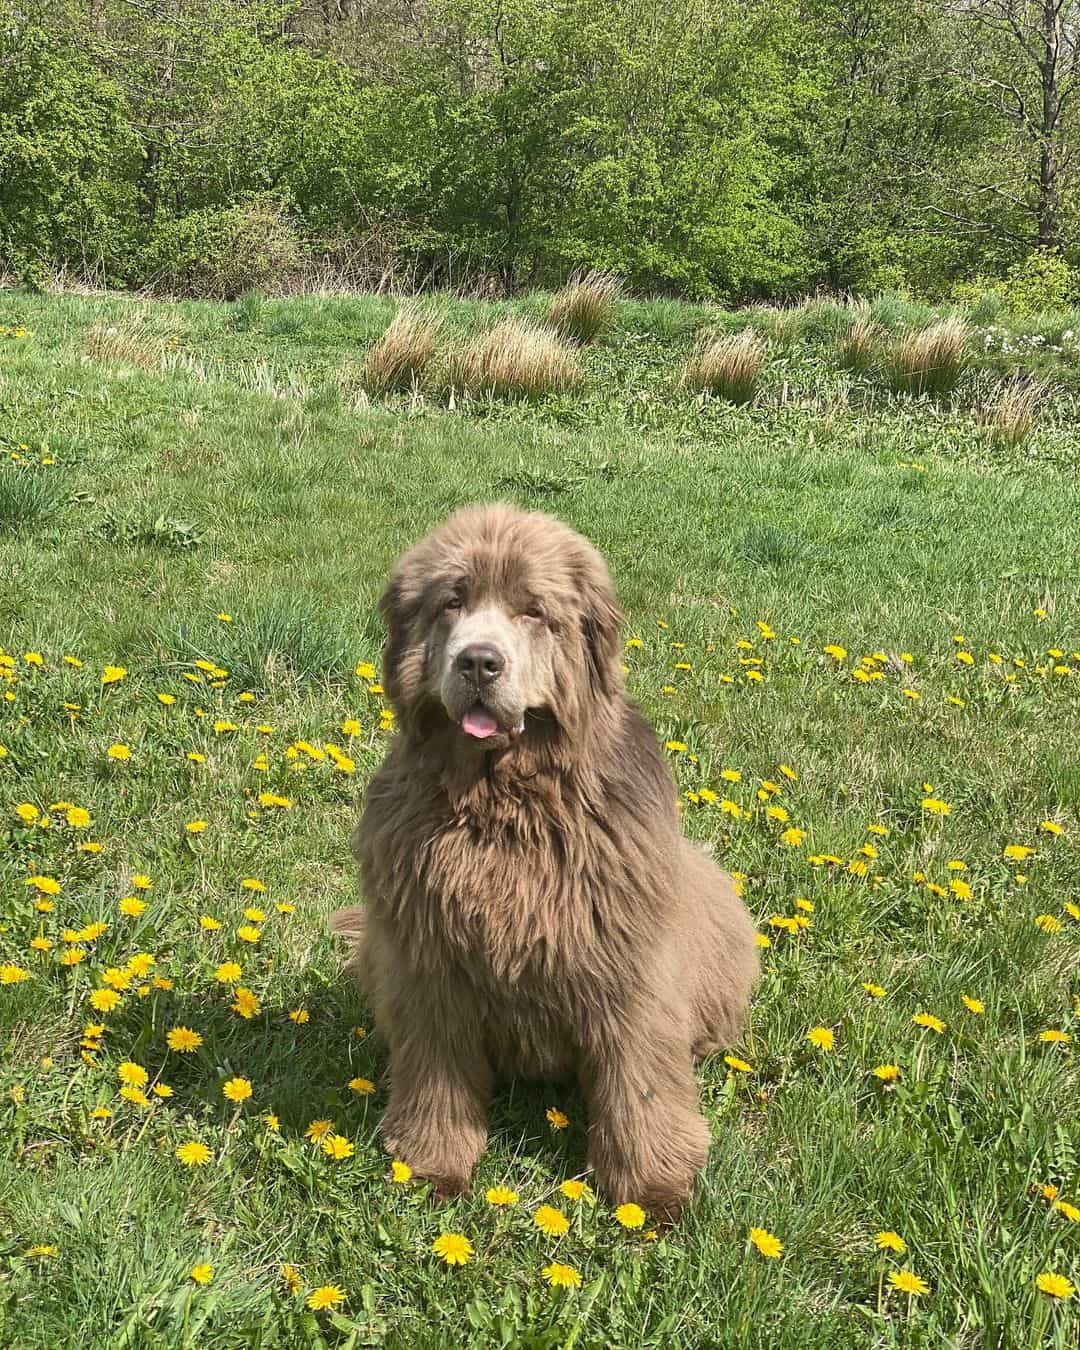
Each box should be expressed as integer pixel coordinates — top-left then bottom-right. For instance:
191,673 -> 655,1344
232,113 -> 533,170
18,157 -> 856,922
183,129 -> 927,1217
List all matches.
363,307 -> 442,394
546,270 -> 621,344
839,315 -> 882,373
684,329 -> 766,404
886,315 -> 969,396
452,318 -> 582,400
976,378 -> 1043,447
86,316 -> 172,371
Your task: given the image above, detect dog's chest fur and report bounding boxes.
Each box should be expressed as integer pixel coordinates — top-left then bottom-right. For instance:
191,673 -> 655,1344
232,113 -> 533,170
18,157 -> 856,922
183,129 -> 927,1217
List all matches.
360,757 -> 672,995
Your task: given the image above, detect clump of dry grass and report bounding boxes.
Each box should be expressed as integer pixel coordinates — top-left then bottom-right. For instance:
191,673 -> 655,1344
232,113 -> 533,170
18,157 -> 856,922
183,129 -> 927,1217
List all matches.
452,318 -> 582,400
976,378 -> 1043,447
546,270 -> 621,344
838,315 -> 882,373
885,316 -> 969,396
684,329 -> 766,404
363,307 -> 442,394
86,316 -> 171,371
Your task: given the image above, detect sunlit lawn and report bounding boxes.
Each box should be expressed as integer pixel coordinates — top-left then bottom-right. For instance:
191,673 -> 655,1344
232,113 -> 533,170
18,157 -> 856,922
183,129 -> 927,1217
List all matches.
1,291 -> 1078,1348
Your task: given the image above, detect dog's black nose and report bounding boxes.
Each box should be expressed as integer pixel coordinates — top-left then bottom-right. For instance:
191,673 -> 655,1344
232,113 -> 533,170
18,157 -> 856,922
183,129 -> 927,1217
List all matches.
455,643 -> 505,685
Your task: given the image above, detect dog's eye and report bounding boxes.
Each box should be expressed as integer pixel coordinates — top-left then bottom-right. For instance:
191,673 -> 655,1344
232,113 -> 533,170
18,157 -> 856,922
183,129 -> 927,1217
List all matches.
444,596 -> 462,613
522,602 -> 546,622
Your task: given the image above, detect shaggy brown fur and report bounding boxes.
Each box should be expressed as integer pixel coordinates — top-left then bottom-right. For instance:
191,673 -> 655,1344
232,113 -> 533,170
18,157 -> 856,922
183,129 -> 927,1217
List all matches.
331,505 -> 758,1219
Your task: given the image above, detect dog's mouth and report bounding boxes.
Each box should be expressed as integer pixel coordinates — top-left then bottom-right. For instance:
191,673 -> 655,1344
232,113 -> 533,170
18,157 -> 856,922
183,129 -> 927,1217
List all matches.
460,703 -> 526,741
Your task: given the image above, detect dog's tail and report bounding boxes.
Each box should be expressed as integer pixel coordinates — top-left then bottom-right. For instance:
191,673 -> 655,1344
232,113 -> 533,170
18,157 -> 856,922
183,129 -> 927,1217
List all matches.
329,905 -> 368,983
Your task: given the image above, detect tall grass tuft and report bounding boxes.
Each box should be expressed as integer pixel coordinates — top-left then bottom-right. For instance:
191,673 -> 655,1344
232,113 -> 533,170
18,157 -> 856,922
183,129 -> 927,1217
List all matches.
885,316 -> 969,396
685,329 -> 765,404
452,318 -> 582,400
839,315 -> 882,373
976,378 -> 1043,448
0,468 -> 68,532
546,271 -> 621,344
162,594 -> 366,688
86,316 -> 169,371
363,307 -> 442,395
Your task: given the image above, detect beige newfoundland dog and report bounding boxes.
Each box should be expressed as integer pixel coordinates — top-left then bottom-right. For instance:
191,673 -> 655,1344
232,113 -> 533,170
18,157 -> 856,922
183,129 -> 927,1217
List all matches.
331,504 -> 758,1219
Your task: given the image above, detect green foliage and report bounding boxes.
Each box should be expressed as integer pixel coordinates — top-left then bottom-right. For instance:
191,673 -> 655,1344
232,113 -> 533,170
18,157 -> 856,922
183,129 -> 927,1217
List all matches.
0,8 -> 140,284
1005,249 -> 1079,316
140,197 -> 301,299
3,0 -> 1080,301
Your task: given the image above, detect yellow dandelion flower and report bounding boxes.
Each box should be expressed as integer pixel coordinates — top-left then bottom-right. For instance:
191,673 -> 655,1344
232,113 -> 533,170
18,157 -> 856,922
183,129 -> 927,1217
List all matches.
888,1270 -> 929,1296
543,1262 -> 582,1289
875,1231 -> 906,1253
1,963 -> 30,984
167,1026 -> 203,1053
231,987 -> 260,1018
89,989 -> 122,1013
222,1076 -> 252,1103
724,1055 -> 754,1073
432,1233 -> 473,1266
1036,1272 -> 1075,1300
1035,914 -> 1063,934
307,1284 -> 346,1309
215,962 -> 242,983
348,1076 -> 375,1096
176,1141 -> 212,1167
872,1064 -> 901,1082
117,1062 -> 148,1088
118,897 -> 146,917
485,1185 -> 517,1206
806,1026 -> 835,1052
913,1013 -> 945,1033
25,875 -> 61,895
390,1160 -> 412,1183
106,744 -> 131,761
962,996 -> 985,1015
921,798 -> 951,816
546,1106 -> 569,1130
322,1134 -> 354,1160
748,1227 -> 783,1258
1039,1029 -> 1070,1044
614,1203 -> 646,1230
1053,1201 -> 1080,1223
305,1119 -> 335,1143
534,1205 -> 570,1236
560,1179 -> 591,1202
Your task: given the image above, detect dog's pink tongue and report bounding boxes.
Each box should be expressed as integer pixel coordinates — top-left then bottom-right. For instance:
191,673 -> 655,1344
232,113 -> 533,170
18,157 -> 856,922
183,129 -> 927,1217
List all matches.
462,706 -> 499,738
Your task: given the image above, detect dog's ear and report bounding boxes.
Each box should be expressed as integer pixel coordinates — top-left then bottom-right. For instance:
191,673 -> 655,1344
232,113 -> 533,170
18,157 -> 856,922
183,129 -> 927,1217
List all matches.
579,555 -> 623,696
377,570 -> 420,708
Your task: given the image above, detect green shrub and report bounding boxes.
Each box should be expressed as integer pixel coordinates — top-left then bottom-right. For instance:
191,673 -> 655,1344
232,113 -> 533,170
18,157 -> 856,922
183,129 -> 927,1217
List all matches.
1004,249 -> 1077,316
140,197 -> 301,299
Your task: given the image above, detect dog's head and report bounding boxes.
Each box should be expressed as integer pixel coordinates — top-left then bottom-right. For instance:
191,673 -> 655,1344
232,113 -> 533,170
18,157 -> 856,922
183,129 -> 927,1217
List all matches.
378,505 -> 622,748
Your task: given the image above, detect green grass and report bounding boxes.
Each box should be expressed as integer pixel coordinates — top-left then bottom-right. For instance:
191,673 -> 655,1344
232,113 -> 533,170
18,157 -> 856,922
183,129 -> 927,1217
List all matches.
1,289 -> 1078,1348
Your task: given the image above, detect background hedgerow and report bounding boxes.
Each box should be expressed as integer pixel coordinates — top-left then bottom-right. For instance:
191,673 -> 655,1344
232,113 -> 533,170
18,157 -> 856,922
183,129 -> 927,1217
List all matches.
0,288 -> 1079,1348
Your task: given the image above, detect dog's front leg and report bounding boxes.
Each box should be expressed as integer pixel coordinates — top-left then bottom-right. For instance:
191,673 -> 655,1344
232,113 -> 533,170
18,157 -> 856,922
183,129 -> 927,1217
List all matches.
379,1000 -> 491,1199
579,1008 -> 710,1223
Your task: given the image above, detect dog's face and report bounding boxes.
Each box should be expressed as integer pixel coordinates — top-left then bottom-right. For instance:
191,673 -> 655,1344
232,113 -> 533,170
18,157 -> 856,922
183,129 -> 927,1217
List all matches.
378,505 -> 622,747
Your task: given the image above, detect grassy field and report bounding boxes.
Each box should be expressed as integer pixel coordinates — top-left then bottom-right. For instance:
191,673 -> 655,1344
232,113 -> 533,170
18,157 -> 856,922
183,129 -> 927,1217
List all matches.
1,288 -> 1078,1348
